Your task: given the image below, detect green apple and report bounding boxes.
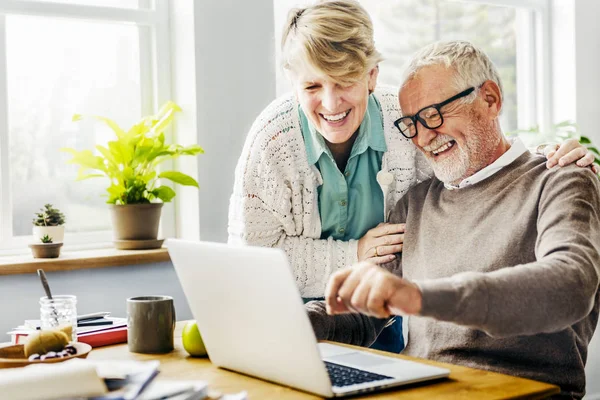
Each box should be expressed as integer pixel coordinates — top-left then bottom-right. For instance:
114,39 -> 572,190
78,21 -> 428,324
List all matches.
181,320 -> 207,357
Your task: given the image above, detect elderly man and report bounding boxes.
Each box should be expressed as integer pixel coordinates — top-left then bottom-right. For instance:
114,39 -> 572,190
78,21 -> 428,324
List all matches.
306,40 -> 600,399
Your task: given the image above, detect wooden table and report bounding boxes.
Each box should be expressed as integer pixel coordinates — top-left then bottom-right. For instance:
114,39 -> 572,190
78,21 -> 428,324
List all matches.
88,322 -> 560,399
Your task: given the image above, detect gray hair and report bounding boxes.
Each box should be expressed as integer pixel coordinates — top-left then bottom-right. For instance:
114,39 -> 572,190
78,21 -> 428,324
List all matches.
401,40 -> 503,104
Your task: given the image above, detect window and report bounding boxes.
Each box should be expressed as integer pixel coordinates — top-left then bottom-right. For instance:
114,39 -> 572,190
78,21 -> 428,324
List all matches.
0,0 -> 172,253
274,0 -> 551,136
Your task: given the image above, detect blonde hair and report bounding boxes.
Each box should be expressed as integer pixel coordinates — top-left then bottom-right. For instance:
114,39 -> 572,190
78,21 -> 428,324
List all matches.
401,40 -> 503,104
281,0 -> 383,85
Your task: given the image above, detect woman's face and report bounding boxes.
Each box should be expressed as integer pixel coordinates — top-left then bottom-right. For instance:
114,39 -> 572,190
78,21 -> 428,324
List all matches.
291,66 -> 378,144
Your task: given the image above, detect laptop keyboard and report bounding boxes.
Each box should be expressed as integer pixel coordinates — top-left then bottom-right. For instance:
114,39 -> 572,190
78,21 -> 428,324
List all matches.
324,361 -> 393,387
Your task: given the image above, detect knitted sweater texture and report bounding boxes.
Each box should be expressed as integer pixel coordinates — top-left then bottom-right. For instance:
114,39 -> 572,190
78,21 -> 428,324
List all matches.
228,87 -> 432,297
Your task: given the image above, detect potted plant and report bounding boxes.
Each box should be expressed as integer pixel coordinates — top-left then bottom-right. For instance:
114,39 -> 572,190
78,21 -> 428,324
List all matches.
61,101 -> 203,247
32,204 -> 66,243
29,234 -> 63,258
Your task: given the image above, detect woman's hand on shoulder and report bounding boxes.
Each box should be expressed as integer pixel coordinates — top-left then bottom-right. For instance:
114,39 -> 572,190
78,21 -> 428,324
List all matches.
544,138 -> 598,173
357,223 -> 405,264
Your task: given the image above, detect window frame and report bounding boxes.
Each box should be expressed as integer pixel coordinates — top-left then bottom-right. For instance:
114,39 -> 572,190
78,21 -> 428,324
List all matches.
0,0 -> 176,254
275,0 -> 553,136
447,0 -> 553,133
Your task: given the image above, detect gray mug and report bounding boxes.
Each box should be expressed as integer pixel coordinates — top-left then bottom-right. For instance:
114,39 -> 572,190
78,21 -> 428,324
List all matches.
127,295 -> 176,354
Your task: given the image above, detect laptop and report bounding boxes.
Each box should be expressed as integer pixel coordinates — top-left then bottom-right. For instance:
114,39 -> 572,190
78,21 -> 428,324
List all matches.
167,239 -> 450,398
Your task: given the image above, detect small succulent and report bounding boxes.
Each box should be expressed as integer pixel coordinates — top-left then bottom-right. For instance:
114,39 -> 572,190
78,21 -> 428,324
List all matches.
40,235 -> 53,244
33,204 -> 66,226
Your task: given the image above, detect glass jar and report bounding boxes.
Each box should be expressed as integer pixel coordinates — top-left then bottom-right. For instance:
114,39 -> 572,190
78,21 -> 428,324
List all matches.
40,295 -> 77,342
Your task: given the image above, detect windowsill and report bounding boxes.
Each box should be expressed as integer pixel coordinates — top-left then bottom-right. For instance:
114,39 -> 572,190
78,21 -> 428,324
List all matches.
0,248 -> 170,276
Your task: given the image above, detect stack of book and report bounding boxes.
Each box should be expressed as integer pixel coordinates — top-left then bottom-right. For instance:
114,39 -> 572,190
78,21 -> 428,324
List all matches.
7,313 -> 128,348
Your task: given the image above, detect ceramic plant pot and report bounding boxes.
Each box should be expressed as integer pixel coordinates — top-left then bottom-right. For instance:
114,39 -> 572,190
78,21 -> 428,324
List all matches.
29,243 -> 63,258
108,203 -> 163,241
32,225 -> 65,243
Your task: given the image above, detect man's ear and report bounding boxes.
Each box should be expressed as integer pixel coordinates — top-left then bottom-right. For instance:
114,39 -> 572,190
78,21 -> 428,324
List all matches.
480,80 -> 502,118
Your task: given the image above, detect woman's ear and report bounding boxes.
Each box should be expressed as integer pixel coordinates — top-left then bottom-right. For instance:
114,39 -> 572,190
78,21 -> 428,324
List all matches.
368,65 -> 379,94
286,69 -> 299,101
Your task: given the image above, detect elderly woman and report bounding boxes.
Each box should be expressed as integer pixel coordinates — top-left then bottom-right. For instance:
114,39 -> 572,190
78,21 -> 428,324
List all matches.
228,0 -> 594,353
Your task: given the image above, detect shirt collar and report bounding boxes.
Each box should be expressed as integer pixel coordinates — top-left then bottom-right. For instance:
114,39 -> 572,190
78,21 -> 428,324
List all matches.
444,137 -> 527,190
301,94 -> 387,165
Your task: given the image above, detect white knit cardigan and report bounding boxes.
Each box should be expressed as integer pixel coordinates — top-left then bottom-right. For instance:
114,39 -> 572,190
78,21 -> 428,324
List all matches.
228,86 -> 433,297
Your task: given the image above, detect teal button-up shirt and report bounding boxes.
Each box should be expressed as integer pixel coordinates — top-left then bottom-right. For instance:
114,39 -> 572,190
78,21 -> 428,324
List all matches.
299,95 -> 386,241
299,95 -> 404,354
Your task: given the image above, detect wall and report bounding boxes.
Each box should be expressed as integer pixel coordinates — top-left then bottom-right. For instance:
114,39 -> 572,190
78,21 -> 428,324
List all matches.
574,0 -> 600,147
193,0 -> 276,243
0,263 -> 193,343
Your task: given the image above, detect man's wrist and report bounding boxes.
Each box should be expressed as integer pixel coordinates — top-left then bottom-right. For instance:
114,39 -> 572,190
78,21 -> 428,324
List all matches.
409,281 -> 423,314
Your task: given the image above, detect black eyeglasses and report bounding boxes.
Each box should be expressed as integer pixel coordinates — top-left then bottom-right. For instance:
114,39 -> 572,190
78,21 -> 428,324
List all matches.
394,87 -> 476,139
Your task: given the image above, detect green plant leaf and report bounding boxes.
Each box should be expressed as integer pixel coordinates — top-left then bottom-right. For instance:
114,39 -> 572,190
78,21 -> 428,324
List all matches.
133,141 -> 154,162
152,185 -> 176,202
108,140 -> 134,165
122,167 -> 135,181
588,147 -> 600,156
157,100 -> 182,116
151,102 -> 181,136
181,145 -> 205,155
95,145 -> 118,168
159,171 -> 199,187
126,120 -> 150,140
76,172 -> 106,181
93,116 -> 127,139
107,182 -> 125,197
580,136 -> 592,144
142,170 -> 156,183
156,132 -> 166,146
62,148 -> 108,173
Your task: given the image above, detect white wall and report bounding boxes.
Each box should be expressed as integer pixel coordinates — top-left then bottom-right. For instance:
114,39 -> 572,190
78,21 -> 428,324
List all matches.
574,0 -> 600,147
191,0 -> 276,243
0,263 -> 193,343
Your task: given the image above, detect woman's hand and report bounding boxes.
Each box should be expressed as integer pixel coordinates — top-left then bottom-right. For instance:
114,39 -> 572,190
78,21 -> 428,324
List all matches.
544,138 -> 598,173
357,223 -> 405,264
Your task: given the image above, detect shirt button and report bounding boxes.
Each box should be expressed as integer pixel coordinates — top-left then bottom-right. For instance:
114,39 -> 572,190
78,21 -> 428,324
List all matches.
340,200 -> 347,206
344,171 -> 350,177
338,228 -> 345,234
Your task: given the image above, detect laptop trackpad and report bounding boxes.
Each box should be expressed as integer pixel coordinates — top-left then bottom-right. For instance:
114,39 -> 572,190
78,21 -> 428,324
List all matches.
327,352 -> 396,369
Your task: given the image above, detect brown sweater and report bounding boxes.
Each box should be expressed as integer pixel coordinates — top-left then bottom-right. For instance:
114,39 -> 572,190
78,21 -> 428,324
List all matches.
307,152 -> 600,398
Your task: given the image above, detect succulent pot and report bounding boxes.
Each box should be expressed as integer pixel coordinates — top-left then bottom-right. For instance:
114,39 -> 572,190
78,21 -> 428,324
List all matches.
32,225 -> 65,243
109,203 -> 163,241
29,243 -> 63,259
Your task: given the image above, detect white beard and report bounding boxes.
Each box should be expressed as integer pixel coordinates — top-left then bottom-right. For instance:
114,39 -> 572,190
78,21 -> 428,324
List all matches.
430,144 -> 470,185
421,134 -> 470,185
423,125 -> 497,185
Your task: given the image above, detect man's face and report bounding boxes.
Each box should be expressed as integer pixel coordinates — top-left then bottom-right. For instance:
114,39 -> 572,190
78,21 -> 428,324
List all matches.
399,65 -> 501,185
291,66 -> 378,145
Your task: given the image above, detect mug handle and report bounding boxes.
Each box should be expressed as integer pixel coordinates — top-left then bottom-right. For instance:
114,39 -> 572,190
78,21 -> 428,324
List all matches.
172,301 -> 176,331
